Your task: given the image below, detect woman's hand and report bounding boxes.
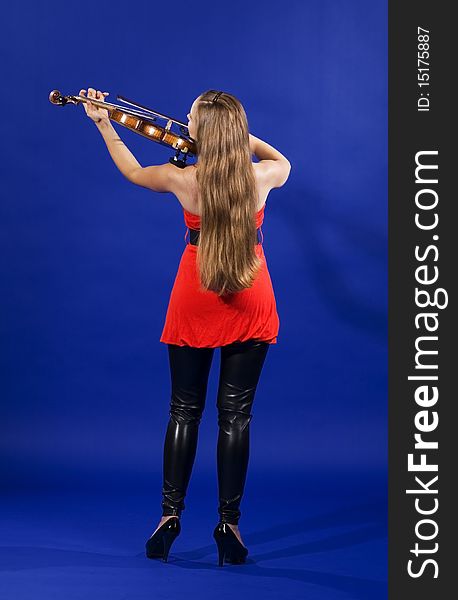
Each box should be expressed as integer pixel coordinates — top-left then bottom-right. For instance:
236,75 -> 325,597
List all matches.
79,87 -> 110,124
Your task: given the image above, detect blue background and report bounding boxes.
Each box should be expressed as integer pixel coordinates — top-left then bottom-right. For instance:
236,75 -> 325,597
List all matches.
1,1 -> 387,598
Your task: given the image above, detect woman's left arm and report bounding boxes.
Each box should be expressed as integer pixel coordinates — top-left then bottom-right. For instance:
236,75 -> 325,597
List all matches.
96,119 -> 175,193
82,88 -> 175,193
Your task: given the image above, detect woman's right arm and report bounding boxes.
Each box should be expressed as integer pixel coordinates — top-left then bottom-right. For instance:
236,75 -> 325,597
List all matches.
249,134 -> 291,189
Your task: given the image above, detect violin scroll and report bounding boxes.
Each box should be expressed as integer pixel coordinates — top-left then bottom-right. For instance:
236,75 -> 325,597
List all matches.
49,90 -> 78,106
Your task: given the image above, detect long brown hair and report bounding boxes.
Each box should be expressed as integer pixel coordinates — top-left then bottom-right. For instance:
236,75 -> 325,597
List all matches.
193,90 -> 262,296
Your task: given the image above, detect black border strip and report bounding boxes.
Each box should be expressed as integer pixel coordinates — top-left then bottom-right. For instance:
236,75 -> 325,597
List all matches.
389,2 -> 455,597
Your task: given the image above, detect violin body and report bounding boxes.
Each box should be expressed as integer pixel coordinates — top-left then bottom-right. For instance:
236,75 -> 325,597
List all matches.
49,89 -> 196,167
109,107 -> 196,155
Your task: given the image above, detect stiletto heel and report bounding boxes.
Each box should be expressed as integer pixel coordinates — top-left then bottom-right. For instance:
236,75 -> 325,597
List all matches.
145,516 -> 181,562
215,536 -> 226,566
213,521 -> 248,566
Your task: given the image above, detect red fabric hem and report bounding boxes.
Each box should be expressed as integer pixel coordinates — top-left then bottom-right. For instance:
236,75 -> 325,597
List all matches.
159,336 -> 278,348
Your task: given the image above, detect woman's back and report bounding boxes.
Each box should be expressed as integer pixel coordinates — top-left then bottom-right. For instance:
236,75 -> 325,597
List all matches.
171,162 -> 271,216
159,165 -> 279,348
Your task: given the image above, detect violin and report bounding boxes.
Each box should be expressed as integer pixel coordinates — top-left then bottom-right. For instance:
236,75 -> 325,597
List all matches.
49,89 -> 196,168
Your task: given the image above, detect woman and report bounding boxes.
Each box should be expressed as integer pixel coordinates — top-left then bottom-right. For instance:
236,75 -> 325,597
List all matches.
80,87 -> 291,565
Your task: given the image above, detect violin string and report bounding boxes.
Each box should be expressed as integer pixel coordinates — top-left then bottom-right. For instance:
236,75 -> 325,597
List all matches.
117,95 -> 188,128
78,96 -> 160,123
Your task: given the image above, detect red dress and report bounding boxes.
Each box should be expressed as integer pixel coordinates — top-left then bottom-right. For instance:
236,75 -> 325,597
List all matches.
160,203 -> 280,348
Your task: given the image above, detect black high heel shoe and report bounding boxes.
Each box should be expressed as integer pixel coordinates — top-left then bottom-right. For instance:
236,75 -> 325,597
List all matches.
145,516 -> 181,562
213,522 -> 249,566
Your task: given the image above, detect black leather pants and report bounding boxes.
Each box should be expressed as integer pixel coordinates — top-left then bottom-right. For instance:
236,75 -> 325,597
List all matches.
161,339 -> 270,525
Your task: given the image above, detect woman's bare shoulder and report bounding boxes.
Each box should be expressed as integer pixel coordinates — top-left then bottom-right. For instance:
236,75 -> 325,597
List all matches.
169,164 -> 199,212
253,158 -> 291,189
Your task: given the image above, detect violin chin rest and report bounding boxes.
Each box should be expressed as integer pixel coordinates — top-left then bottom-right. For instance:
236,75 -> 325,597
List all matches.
169,156 -> 187,169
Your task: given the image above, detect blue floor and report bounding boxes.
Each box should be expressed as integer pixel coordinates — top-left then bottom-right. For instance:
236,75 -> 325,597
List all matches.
0,468 -> 387,600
